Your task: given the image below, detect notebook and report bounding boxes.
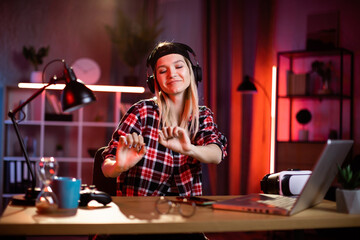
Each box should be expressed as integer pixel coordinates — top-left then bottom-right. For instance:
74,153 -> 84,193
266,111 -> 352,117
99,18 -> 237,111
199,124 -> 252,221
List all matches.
212,139 -> 354,216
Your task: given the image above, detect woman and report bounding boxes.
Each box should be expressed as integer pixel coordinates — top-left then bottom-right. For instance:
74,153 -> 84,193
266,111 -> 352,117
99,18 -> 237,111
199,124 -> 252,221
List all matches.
102,41 -> 227,196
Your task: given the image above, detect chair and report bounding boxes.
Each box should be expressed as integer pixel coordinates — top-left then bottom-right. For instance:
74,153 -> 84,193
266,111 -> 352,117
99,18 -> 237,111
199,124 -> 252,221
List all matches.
92,146 -> 116,196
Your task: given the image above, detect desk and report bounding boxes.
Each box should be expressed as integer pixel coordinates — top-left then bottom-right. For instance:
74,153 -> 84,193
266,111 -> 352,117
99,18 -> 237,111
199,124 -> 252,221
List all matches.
1,196 -> 360,236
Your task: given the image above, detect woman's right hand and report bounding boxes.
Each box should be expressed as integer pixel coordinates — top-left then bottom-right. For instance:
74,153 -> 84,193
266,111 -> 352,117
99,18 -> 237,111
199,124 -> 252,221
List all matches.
102,133 -> 146,178
115,133 -> 147,173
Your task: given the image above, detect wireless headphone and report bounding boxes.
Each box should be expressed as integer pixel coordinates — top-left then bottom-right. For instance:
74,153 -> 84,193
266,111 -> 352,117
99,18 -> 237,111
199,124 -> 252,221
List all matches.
146,42 -> 202,94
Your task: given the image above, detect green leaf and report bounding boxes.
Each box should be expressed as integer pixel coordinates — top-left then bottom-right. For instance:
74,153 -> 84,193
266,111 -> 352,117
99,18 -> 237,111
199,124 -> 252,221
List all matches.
22,45 -> 49,71
337,164 -> 360,190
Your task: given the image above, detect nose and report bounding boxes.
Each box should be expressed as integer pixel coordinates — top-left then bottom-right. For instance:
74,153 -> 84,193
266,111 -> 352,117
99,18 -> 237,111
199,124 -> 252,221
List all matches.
168,66 -> 177,78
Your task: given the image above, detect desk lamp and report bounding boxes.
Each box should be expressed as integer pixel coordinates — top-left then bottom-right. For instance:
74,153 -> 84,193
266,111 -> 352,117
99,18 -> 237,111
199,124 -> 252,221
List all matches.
237,75 -> 270,104
8,59 -> 97,205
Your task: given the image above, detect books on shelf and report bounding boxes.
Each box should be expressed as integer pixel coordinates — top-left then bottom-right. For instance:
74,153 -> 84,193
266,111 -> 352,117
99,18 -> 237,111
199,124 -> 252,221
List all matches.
286,71 -> 307,95
45,93 -> 72,121
46,92 -> 62,114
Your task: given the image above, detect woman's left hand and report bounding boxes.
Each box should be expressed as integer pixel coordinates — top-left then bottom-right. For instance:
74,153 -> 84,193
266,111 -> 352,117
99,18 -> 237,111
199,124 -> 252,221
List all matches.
159,126 -> 222,164
159,126 -> 192,155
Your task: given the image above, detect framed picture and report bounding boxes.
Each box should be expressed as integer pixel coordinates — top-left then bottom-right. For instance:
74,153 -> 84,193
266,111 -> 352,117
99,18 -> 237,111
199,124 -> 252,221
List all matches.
306,11 -> 339,50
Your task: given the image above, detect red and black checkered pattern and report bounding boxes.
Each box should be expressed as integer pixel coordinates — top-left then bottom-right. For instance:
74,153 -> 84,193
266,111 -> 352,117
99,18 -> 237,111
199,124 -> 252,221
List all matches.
102,99 -> 227,196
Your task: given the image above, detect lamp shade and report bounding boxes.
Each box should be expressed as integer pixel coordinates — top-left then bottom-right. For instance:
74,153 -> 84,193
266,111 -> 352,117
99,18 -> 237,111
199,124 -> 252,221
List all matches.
237,75 -> 257,93
61,80 -> 97,112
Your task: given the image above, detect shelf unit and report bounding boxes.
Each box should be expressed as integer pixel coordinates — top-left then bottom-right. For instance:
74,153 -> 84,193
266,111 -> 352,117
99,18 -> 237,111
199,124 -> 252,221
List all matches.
275,48 -> 353,171
2,84 -> 145,198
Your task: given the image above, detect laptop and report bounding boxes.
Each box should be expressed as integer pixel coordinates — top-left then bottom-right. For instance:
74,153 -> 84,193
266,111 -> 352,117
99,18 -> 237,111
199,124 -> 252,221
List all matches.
212,139 -> 354,216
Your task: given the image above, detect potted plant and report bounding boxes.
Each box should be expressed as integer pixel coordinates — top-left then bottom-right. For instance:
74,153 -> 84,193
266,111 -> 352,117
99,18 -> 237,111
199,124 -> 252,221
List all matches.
336,164 -> 360,214
22,45 -> 50,82
105,5 -> 163,85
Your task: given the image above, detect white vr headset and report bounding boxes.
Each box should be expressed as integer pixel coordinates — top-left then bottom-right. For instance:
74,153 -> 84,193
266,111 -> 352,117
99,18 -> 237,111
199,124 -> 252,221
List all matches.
260,170 -> 312,196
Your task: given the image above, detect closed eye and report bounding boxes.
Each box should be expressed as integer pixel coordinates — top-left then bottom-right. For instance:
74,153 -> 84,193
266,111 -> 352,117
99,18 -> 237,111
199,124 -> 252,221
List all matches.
157,67 -> 167,74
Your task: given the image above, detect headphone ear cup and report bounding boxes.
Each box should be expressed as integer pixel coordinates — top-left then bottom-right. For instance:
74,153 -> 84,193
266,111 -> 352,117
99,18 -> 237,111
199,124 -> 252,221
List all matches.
192,65 -> 202,84
147,75 -> 155,93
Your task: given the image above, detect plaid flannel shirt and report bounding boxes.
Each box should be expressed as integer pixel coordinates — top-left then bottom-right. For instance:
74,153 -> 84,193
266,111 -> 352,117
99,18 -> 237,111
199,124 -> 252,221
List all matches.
102,99 -> 227,196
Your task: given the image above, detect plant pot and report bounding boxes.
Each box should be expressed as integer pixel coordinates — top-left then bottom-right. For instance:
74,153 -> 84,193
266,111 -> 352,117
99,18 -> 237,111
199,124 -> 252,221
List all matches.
298,129 -> 309,141
336,188 -> 360,214
30,71 -> 43,83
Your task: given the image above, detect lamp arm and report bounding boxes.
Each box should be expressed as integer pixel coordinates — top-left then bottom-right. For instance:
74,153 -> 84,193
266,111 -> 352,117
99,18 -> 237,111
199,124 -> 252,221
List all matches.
8,83 -> 51,117
253,79 -> 271,106
8,114 -> 36,191
7,78 -> 57,195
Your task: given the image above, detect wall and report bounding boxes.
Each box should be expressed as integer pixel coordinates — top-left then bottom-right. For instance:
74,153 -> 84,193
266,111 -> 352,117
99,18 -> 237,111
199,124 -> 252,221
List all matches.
0,0 -> 116,87
157,0 -> 203,63
155,0 -> 204,100
273,0 -> 360,156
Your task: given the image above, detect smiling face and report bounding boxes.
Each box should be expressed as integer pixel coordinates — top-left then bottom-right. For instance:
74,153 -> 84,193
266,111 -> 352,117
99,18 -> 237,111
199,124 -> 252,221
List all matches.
155,54 -> 191,97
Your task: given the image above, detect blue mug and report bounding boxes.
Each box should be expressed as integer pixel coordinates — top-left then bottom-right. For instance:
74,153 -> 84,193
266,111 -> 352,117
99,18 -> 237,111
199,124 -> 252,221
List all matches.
51,176 -> 81,212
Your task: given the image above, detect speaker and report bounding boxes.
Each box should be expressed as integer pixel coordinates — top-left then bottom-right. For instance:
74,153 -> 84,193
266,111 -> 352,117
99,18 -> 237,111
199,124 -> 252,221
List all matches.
147,43 -> 202,93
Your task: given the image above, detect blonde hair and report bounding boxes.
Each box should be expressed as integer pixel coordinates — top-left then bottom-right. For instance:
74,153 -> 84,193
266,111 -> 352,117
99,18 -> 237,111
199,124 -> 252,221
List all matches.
154,58 -> 199,140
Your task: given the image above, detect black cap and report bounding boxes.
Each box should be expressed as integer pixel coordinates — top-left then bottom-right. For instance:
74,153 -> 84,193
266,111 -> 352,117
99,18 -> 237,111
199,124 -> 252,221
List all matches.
147,42 -> 195,70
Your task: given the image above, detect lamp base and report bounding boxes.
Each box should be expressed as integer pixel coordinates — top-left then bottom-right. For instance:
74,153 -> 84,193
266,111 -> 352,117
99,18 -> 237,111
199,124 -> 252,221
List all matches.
11,187 -> 41,206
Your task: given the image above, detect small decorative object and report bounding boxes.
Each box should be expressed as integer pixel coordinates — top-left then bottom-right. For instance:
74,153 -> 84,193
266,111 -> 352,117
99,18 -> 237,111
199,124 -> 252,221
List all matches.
307,60 -> 334,95
296,109 -> 312,141
318,61 -> 334,95
22,45 -> 50,82
336,164 -> 360,214
71,58 -> 101,84
35,157 -> 59,213
306,11 -> 339,51
307,61 -> 323,95
55,144 -> 64,157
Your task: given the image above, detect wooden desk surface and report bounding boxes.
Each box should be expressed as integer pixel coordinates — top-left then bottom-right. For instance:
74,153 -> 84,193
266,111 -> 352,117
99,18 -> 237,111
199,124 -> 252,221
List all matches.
1,196 -> 360,236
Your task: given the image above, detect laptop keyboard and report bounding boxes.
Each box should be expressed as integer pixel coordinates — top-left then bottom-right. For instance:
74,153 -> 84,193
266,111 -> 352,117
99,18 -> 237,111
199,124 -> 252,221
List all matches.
257,194 -> 297,211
